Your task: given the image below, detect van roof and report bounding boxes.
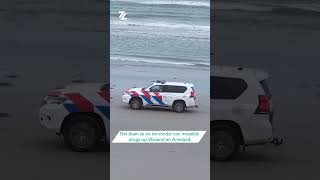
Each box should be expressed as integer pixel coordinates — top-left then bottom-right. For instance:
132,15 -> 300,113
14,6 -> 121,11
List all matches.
211,66 -> 269,81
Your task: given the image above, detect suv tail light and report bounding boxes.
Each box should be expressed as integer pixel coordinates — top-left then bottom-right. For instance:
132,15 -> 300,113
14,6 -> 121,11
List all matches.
256,95 -> 271,114
190,87 -> 196,98
190,91 -> 196,98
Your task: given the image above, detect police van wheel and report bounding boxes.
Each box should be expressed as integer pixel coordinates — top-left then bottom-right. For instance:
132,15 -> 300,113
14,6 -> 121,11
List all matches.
211,128 -> 239,161
129,98 -> 142,110
64,116 -> 98,152
173,101 -> 185,113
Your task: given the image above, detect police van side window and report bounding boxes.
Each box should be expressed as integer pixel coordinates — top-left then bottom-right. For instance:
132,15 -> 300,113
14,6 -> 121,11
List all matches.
164,85 -> 187,93
210,76 -> 248,99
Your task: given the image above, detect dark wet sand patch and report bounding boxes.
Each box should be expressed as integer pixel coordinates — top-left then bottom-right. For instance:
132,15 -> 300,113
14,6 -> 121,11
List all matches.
54,85 -> 65,89
0,128 -> 14,133
71,73 -> 82,78
5,74 -> 20,79
0,113 -> 11,118
71,79 -> 86,83
64,26 -> 106,33
0,82 -> 13,87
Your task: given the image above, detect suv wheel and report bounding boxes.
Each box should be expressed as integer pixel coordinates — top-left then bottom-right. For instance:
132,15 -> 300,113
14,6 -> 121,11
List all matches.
63,115 -> 98,152
130,98 -> 142,110
211,128 -> 239,161
173,101 -> 186,113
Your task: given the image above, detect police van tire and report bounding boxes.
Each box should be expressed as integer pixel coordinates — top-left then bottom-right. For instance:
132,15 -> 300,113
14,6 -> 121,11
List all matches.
173,101 -> 186,113
129,98 -> 142,110
64,115 -> 99,152
211,128 -> 239,161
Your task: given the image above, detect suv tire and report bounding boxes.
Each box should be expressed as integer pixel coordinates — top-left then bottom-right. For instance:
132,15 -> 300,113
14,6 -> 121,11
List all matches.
130,98 -> 142,110
63,115 -> 99,152
173,101 -> 186,113
211,128 -> 239,161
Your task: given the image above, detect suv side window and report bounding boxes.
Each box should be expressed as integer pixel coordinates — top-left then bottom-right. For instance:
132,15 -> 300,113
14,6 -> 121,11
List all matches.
164,85 -> 187,93
211,76 -> 248,99
150,85 -> 164,92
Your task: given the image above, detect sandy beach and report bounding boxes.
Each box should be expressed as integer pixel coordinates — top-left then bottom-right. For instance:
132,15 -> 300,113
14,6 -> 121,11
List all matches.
212,0 -> 320,179
0,0 -> 108,179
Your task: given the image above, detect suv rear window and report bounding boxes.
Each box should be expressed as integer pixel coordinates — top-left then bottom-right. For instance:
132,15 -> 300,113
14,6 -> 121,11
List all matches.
210,76 -> 248,99
164,85 -> 187,93
260,79 -> 272,98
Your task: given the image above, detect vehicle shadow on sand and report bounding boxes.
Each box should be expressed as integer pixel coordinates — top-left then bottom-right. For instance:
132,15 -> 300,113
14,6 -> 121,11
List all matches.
119,105 -> 198,114
33,137 -> 109,154
213,149 -> 281,163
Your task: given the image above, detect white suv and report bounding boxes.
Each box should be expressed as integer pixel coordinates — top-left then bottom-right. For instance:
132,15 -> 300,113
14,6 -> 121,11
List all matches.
211,66 -> 281,160
40,83 -> 110,151
122,81 -> 197,113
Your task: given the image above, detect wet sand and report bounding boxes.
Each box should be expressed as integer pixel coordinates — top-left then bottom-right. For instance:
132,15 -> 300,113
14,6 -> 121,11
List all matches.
212,1 -> 320,179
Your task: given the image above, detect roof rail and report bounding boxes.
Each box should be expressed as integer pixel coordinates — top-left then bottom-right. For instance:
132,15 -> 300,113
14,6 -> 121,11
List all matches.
156,80 -> 166,84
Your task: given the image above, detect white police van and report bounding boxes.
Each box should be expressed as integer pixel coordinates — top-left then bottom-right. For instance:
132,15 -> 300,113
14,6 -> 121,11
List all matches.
40,83 -> 109,151
211,66 -> 282,161
122,80 -> 197,113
